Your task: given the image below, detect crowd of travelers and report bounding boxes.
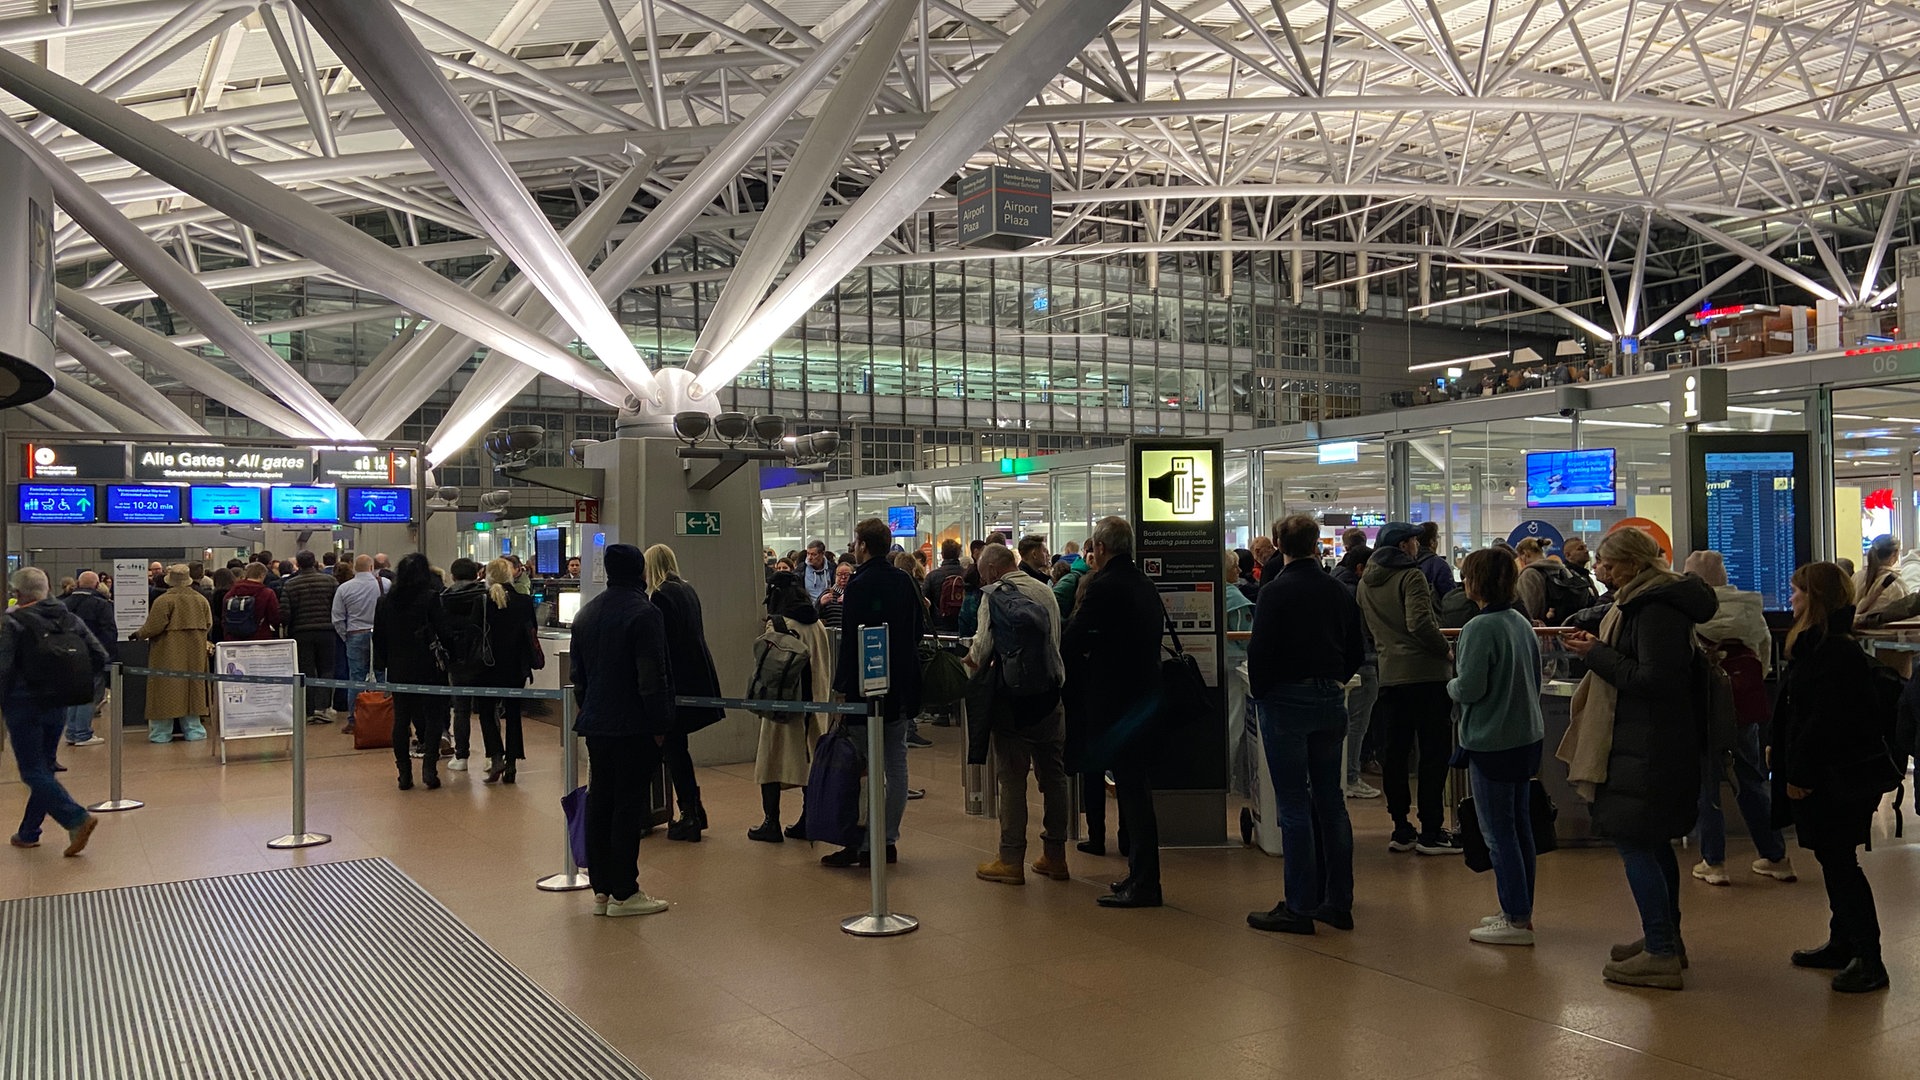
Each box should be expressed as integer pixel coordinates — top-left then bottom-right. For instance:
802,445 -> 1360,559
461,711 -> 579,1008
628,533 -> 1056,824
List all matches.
6,513 -> 1909,999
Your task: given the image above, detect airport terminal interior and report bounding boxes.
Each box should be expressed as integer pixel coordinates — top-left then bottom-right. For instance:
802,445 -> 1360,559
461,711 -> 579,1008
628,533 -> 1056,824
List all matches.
7,2 -> 1920,1078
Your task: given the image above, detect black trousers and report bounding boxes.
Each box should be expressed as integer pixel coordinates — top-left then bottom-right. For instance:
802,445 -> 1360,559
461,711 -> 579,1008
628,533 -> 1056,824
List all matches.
392,692 -> 447,780
1082,771 -> 1107,839
1376,680 -> 1453,834
662,731 -> 700,813
1113,738 -> 1159,888
1815,844 -> 1881,959
586,735 -> 662,901
449,695 -> 474,758
291,631 -> 336,718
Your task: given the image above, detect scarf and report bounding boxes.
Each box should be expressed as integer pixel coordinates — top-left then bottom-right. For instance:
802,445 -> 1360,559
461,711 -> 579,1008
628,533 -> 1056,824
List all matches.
1556,567 -> 1680,799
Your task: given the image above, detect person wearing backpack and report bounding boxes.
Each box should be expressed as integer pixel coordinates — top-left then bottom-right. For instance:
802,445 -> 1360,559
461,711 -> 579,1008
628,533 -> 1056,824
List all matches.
131,565 -> 213,744
3,568 -> 108,854
1683,550 -> 1795,887
53,570 -> 116,748
747,597 -> 834,844
222,563 -> 281,642
439,559 -> 490,773
1560,527 -> 1718,990
1770,563 -> 1898,993
924,539 -> 967,631
965,543 -> 1070,886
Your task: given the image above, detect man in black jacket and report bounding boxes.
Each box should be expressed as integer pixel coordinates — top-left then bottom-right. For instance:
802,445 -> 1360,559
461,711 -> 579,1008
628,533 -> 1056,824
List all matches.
55,570 -> 116,748
1245,514 -> 1366,934
1062,516 -> 1167,908
924,539 -> 967,631
283,550 -> 341,726
570,543 -> 675,917
3,568 -> 108,855
827,517 -> 926,868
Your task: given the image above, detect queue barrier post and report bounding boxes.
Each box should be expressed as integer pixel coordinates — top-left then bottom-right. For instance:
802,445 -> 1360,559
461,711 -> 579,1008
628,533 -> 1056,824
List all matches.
88,662 -> 143,813
843,695 -> 918,938
535,686 -> 590,892
268,672 -> 330,850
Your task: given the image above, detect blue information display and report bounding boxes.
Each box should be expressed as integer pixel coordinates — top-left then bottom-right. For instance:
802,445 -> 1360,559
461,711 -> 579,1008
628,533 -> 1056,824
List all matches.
859,625 -> 891,695
105,485 -> 181,524
1703,451 -> 1798,610
1525,449 -> 1617,508
18,484 -> 95,523
345,487 -> 411,523
188,485 -> 264,524
534,526 -> 564,576
268,485 -> 339,524
886,505 -> 917,536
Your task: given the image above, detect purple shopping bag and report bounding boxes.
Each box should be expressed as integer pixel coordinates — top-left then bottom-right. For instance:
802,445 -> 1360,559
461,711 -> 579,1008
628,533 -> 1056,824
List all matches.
561,785 -> 589,869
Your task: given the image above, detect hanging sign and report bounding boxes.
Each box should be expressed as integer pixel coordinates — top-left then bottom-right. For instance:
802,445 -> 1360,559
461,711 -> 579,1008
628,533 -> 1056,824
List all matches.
957,166 -> 1053,250
132,445 -> 311,482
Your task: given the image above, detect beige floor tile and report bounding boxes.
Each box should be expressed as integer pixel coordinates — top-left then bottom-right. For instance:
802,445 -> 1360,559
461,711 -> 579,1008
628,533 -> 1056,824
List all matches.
840,1029 -> 1072,1080
771,988 -> 975,1058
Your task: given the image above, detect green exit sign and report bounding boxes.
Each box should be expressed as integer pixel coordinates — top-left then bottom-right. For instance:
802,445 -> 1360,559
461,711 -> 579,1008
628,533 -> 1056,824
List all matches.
676,511 -> 722,536
998,456 -> 1038,476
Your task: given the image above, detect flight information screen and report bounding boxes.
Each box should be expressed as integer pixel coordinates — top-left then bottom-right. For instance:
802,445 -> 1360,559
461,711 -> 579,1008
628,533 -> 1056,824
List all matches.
1702,451 -> 1798,610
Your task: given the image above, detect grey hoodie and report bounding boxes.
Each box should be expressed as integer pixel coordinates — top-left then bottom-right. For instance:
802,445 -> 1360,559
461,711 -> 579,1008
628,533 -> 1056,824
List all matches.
1358,547 -> 1451,685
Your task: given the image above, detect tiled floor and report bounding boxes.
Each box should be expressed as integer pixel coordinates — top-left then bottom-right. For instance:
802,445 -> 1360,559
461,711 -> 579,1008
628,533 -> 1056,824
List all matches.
5,721 -> 1918,1080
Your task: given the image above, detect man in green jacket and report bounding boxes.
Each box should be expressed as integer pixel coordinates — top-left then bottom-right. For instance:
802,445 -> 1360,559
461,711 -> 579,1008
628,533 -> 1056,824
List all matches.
1356,521 -> 1460,856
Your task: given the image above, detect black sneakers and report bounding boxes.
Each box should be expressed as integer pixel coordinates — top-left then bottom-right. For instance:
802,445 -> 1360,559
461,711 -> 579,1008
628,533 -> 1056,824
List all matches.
1415,831 -> 1463,856
1388,823 -> 1419,852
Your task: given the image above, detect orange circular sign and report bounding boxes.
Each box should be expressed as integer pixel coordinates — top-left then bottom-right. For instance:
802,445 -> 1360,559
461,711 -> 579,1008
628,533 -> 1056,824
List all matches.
1608,518 -> 1674,564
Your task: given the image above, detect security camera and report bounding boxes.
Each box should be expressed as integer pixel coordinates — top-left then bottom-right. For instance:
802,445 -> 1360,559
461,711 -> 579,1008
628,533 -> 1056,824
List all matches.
479,490 -> 512,515
568,439 -> 598,465
672,411 -> 711,445
506,425 -> 543,455
711,412 -> 751,446
751,414 -> 787,445
1558,407 -> 1577,419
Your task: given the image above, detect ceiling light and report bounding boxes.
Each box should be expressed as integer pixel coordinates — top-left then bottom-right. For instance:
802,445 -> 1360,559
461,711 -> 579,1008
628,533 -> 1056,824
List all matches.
1446,262 -> 1570,272
1408,350 -> 1507,372
1314,263 -> 1413,290
1408,288 -> 1509,313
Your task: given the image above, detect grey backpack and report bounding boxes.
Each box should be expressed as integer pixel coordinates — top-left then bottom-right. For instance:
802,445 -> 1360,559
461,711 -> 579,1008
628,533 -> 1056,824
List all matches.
746,616 -> 812,722
987,582 -> 1061,698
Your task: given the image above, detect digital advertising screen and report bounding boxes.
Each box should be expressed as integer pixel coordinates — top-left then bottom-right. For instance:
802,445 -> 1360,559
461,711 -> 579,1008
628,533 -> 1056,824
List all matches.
886,505 -> 918,536
267,485 -> 340,524
345,487 -> 412,524
187,485 -> 264,525
534,526 -> 564,576
105,485 -> 182,525
1525,449 -> 1617,508
1689,434 -> 1811,611
18,484 -> 96,524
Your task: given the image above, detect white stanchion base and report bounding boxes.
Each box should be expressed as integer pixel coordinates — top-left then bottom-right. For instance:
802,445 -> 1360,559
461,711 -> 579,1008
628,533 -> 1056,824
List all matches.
88,799 -> 144,813
535,872 -> 592,892
267,832 -> 332,849
841,912 -> 919,937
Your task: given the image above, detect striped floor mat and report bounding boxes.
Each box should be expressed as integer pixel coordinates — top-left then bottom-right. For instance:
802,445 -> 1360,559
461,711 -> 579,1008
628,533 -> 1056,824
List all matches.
0,858 -> 646,1079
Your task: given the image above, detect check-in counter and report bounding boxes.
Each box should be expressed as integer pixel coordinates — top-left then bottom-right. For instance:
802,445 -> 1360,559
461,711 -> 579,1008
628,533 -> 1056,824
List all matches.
1537,678 -> 1603,846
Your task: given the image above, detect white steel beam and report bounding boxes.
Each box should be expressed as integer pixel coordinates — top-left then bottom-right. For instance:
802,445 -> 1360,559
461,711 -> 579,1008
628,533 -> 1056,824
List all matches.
51,318 -> 207,436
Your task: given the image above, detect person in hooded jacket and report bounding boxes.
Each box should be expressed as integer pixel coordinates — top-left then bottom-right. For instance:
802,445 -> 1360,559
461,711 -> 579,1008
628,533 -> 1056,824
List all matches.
1416,521 -> 1458,598
1770,562 -> 1894,993
765,569 -> 810,622
646,544 -> 723,842
1562,527 -> 1718,990
747,595 -> 834,844
372,553 -> 452,791
1357,522 -> 1459,854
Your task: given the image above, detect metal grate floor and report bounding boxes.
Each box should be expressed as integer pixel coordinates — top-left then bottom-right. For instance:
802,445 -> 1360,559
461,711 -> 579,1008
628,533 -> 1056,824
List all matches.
0,859 -> 648,1080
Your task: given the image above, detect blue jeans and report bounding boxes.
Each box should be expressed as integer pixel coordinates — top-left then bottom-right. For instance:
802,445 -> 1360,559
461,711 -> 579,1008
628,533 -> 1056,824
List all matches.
1469,765 -> 1536,923
1256,681 -> 1355,916
849,718 -> 909,848
1695,725 -> 1785,865
6,700 -> 89,842
343,633 -> 373,719
1615,839 -> 1683,956
64,676 -> 104,743
1344,661 -> 1379,786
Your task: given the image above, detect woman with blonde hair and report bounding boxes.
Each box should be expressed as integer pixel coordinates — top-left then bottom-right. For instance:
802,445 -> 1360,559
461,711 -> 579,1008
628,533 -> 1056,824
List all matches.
1562,527 -> 1718,989
1772,562 -> 1895,992
474,557 -> 540,783
645,544 -> 723,841
1853,534 -> 1906,625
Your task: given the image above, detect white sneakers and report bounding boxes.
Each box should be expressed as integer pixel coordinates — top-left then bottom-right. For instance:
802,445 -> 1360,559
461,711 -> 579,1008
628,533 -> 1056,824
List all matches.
1470,914 -> 1535,946
605,892 -> 669,917
1752,857 -> 1797,882
1344,780 -> 1382,799
448,758 -> 469,772
1692,861 -> 1731,886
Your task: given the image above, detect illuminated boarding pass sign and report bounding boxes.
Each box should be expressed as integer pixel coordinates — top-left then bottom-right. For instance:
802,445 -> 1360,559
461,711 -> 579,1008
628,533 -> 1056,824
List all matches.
133,445 -> 312,482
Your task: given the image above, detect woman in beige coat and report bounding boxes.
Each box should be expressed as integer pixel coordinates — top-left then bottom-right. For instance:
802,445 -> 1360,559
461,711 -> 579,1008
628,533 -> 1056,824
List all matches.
133,564 -> 213,743
746,602 -> 835,843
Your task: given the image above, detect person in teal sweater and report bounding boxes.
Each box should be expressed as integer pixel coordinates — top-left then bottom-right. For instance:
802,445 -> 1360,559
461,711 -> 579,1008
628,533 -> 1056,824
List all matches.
1447,548 -> 1545,947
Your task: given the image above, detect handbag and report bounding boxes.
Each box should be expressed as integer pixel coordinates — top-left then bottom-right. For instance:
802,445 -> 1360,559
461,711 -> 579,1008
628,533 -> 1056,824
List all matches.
529,627 -> 547,672
1156,616 -> 1214,729
560,785 -> 589,868
352,684 -> 395,750
919,641 -> 968,708
1458,778 -> 1559,875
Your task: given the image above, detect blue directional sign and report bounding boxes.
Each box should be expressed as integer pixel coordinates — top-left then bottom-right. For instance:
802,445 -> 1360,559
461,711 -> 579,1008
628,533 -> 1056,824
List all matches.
345,487 -> 411,524
859,625 -> 890,696
18,484 -> 96,523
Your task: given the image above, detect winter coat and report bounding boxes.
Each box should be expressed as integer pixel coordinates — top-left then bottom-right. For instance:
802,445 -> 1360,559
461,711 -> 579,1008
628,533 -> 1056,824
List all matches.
754,605 -> 833,788
372,584 -> 451,687
924,558 -> 967,631
0,601 -> 108,705
477,589 -> 540,690
1583,573 -> 1718,843
1357,547 -> 1450,686
652,575 -> 724,732
569,581 -> 674,738
220,578 -> 281,640
832,558 -> 925,722
1060,554 -> 1165,771
1695,584 -> 1774,676
1417,550 -> 1458,597
57,587 -> 118,663
1771,616 -> 1888,851
133,586 -> 213,721
282,568 -> 340,637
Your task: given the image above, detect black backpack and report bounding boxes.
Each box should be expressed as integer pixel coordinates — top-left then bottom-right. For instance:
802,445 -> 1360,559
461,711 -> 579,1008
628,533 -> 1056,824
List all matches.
223,592 -> 259,638
439,587 -> 492,681
10,605 -> 95,706
1528,564 -> 1591,625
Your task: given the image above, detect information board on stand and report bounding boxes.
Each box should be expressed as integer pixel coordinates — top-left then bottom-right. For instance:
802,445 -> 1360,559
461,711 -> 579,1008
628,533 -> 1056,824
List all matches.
214,639 -> 299,743
112,558 -> 148,639
1128,437 -> 1227,842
